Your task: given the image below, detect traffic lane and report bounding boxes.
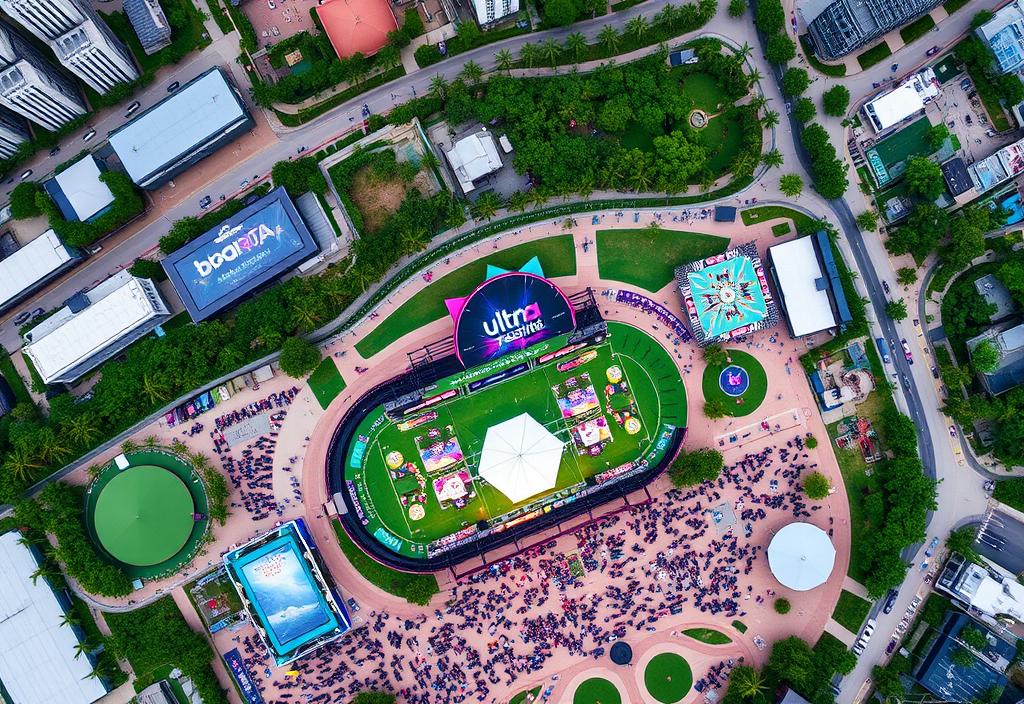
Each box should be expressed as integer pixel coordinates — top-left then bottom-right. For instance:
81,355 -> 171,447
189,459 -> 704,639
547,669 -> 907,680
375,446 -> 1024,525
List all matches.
974,511 -> 1024,574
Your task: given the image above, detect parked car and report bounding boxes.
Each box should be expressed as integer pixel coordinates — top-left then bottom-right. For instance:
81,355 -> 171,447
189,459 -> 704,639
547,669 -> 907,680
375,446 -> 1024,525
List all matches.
862,619 -> 876,641
961,78 -> 972,91
29,307 -> 44,320
347,597 -> 360,612
901,338 -> 913,363
931,365 -> 939,379
882,281 -> 891,295
268,0 -> 275,7
48,146 -> 60,157
124,100 -> 141,117
167,81 -> 180,92
890,63 -> 899,73
926,46 -> 940,56
82,129 -> 96,142
13,310 -> 31,325
965,114 -> 973,125
199,195 -> 212,209
18,169 -> 31,180
949,424 -> 957,438
886,638 -> 898,654
911,596 -> 922,609
883,589 -> 899,614
852,641 -> 866,655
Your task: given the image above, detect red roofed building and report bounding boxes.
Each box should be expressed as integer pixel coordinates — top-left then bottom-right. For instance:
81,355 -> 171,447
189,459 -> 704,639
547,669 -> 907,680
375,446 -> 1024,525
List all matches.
316,0 -> 397,59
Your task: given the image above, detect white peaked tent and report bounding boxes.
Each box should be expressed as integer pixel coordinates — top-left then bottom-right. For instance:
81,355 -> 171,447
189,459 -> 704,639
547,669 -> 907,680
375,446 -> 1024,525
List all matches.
767,522 -> 836,591
477,413 -> 564,504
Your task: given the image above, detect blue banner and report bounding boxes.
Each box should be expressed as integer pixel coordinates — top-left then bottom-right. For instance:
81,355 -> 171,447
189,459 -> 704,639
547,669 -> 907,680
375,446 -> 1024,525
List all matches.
223,649 -> 265,704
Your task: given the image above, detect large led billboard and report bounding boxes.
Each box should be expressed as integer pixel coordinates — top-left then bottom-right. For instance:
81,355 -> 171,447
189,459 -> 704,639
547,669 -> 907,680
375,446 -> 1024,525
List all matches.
451,272 -> 575,368
163,187 -> 319,321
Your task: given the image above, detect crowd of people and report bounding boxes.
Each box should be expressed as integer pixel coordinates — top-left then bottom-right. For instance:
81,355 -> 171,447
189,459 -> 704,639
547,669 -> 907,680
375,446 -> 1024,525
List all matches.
226,433 -> 831,704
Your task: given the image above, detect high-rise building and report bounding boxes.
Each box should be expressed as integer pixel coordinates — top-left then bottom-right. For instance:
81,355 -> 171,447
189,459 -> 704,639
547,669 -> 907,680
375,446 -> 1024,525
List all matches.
123,0 -> 171,55
0,0 -> 138,92
0,21 -> 86,130
470,0 -> 518,25
0,108 -> 28,157
802,0 -> 941,60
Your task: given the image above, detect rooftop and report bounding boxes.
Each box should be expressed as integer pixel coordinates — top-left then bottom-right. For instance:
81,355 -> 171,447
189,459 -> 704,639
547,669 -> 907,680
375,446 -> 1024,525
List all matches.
941,157 -> 973,197
43,154 -> 114,222
862,69 -> 939,132
976,274 -> 1019,322
445,130 -> 503,194
768,235 -> 838,337
316,0 -> 397,59
976,0 -> 1024,73
0,230 -> 77,310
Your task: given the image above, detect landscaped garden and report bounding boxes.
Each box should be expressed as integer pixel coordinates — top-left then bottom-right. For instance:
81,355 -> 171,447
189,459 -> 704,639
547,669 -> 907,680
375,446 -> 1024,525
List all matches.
644,652 -> 693,703
701,349 -> 768,417
595,227 -> 728,291
308,358 -> 347,410
831,589 -> 872,633
682,628 -> 732,644
740,205 -> 820,236
573,677 -> 621,704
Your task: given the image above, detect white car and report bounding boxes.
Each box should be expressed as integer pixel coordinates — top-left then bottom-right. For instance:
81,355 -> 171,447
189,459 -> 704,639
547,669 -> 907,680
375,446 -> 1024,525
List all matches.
268,0 -> 276,7
852,641 -> 866,655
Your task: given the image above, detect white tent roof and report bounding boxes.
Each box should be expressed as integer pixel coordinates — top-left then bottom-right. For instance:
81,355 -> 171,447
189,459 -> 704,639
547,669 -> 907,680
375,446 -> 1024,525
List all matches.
477,413 -> 564,504
769,237 -> 836,337
767,522 -> 836,591
0,532 -> 108,704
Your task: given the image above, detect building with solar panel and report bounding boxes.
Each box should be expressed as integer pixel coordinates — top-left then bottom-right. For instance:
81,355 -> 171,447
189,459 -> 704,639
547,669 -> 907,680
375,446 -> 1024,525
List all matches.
802,0 -> 941,60
108,67 -> 253,189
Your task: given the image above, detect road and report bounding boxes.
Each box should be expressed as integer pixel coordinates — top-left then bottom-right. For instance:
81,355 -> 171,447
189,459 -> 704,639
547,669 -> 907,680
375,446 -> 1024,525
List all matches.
973,509 -> 1024,575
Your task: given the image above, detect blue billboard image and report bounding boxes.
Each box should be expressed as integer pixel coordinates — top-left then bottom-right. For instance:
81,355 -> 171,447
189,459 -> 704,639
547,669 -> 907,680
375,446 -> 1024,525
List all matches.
451,272 -> 575,368
162,187 -> 319,321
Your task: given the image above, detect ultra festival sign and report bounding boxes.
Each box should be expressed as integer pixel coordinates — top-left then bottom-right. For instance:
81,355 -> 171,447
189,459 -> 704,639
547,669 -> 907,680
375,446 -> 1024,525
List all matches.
447,269 -> 575,368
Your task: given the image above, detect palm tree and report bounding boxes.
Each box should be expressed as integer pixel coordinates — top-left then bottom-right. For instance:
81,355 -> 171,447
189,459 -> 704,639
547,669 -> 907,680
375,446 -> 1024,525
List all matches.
291,297 -> 321,330
654,4 -> 677,28
189,452 -> 212,473
598,25 -> 619,55
120,439 -> 139,455
626,16 -> 648,42
761,110 -> 780,128
38,433 -> 69,465
565,32 -> 586,63
30,564 -> 58,585
63,413 -> 99,447
460,60 -> 483,85
506,191 -> 529,212
4,448 -> 41,482
400,226 -> 430,252
144,435 -> 159,449
738,41 -> 753,59
527,189 -> 548,210
495,48 -> 514,74
428,74 -> 448,101
519,42 -> 542,69
627,166 -> 652,192
81,666 -> 104,681
376,44 -> 400,70
750,94 -> 770,113
73,642 -> 93,660
746,68 -> 763,87
170,439 -> 188,457
141,372 -> 170,405
60,611 -> 81,629
762,149 -> 784,168
541,38 -> 561,68
471,191 -> 502,221
730,666 -> 767,701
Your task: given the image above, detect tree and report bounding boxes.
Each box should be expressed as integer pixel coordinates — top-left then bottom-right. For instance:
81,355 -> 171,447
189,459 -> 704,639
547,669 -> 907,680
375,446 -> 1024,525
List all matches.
598,25 -> 620,54
766,34 -> 797,64
762,149 -> 784,169
519,42 -> 542,68
279,336 -> 321,378
651,130 -> 708,192
904,156 -> 945,200
946,525 -> 982,563
597,95 -> 633,133
754,0 -> 785,34
761,110 -> 780,128
774,597 -> 791,614
352,693 -> 397,704
704,344 -> 728,368
959,625 -> 988,651
705,399 -> 728,419
793,97 -> 815,123
822,85 -> 850,117
779,173 -> 803,197
971,9 -> 995,29
766,636 -> 815,691
896,266 -> 918,286
495,48 -> 514,73
886,202 -> 948,258
728,666 -> 766,701
459,60 -> 483,85
626,15 -> 648,41
565,31 -> 587,63
972,339 -> 1001,374
781,68 -> 810,96
10,181 -> 43,219
952,646 -> 976,668
802,471 -> 831,499
885,298 -> 908,321
471,191 -> 502,220
872,660 -> 908,700
728,0 -> 746,17
855,210 -> 877,232
806,434 -> 818,449
926,123 -> 951,151
668,448 -> 724,487
427,74 -> 447,101
544,0 -> 577,27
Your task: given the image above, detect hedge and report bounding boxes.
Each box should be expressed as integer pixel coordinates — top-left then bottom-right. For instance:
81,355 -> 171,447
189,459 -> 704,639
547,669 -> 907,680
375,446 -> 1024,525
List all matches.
900,15 -> 935,45
857,41 -> 893,70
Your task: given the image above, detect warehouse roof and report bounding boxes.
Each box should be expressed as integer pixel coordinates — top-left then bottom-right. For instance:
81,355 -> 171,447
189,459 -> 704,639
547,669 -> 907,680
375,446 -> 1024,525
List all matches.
0,230 -> 77,310
43,155 -> 114,222
769,236 -> 837,337
0,531 -> 108,704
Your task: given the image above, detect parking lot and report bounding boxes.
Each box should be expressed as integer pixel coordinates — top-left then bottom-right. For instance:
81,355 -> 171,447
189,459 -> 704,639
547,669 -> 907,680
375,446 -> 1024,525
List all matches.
934,74 -> 1019,166
242,0 -> 319,52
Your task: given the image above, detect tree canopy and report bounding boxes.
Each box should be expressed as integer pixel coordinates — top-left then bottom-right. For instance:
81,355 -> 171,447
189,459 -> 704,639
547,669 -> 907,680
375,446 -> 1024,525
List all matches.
669,448 -> 724,487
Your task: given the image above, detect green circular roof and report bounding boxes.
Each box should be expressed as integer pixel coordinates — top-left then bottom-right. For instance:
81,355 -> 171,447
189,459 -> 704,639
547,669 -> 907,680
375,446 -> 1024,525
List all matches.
93,466 -> 195,567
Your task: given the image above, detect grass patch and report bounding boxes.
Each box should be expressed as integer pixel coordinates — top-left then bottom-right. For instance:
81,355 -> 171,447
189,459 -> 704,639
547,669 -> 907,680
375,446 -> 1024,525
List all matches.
900,15 -> 935,44
701,349 -> 768,416
943,0 -> 969,13
308,358 -> 346,410
857,41 -> 893,70
644,652 -> 693,703
611,0 -> 644,9
741,205 -> 819,235
574,677 -> 621,704
355,235 -> 576,358
682,628 -> 732,644
274,67 -> 406,127
800,35 -> 847,77
0,353 -> 30,404
510,686 -> 542,704
832,589 -> 872,633
203,0 -> 234,34
595,228 -> 728,292
771,222 -> 791,236
332,520 -> 439,604
872,116 -> 934,169
731,619 -> 748,633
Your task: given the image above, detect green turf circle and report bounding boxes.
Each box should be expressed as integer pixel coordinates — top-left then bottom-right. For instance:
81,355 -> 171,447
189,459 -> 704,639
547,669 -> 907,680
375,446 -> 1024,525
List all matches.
644,652 -> 694,703
93,466 -> 195,566
701,348 -> 768,417
573,677 -> 621,704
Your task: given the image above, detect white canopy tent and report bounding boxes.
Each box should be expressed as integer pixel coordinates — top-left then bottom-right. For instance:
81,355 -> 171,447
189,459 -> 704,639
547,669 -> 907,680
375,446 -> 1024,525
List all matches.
477,413 -> 564,504
767,522 -> 836,591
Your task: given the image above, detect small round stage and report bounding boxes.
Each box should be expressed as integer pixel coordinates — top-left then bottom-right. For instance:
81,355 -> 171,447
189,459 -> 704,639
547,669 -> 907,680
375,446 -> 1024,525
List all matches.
93,466 -> 195,567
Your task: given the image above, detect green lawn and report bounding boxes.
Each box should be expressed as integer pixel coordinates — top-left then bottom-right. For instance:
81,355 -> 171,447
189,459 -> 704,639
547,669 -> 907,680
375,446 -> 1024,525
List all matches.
595,228 -> 729,292
731,619 -> 747,633
857,41 -> 893,70
682,628 -> 731,644
873,117 -> 934,168
332,521 -> 439,605
574,677 -> 621,704
900,15 -> 935,44
0,353 -> 30,404
308,358 -> 346,410
510,686 -> 542,704
645,652 -> 693,703
933,55 -> 962,83
943,0 -> 968,12
355,236 -> 576,358
741,205 -> 819,236
702,110 -> 746,176
681,72 -> 727,112
701,349 -> 768,417
832,589 -> 872,633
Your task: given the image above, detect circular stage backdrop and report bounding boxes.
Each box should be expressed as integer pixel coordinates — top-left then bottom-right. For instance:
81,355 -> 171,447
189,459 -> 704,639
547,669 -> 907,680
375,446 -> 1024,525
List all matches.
93,466 -> 195,567
454,272 -> 575,368
718,365 -> 750,397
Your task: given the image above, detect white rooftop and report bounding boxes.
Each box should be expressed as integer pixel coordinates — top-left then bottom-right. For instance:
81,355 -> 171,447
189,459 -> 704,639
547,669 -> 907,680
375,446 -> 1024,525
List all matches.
24,271 -> 167,384
955,562 -> 1024,622
767,522 -> 836,591
50,155 -> 114,221
863,70 -> 939,132
769,237 -> 837,337
0,229 -> 76,309
477,413 -> 564,504
0,531 -> 108,704
445,130 -> 503,194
